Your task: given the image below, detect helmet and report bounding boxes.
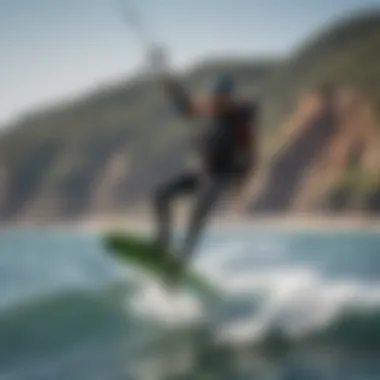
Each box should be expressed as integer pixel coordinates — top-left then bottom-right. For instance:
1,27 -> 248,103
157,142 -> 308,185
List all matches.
212,74 -> 235,94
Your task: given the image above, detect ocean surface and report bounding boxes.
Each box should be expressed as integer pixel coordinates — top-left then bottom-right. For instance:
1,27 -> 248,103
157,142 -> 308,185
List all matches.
1,226 -> 380,380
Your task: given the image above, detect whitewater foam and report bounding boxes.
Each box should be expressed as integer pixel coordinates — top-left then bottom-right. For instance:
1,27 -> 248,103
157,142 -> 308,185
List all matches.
126,240 -> 380,347
216,264 -> 380,344
129,280 -> 203,324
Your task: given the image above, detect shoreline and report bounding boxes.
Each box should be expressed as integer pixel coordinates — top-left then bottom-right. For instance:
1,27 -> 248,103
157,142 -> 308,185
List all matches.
1,213 -> 380,232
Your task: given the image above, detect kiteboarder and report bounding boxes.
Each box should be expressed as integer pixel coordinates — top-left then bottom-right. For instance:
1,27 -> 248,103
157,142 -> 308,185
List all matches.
150,47 -> 259,273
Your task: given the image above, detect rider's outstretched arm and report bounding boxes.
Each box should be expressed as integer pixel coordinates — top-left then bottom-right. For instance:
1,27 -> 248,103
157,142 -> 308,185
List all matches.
149,46 -> 207,118
162,76 -> 207,118
163,77 -> 194,117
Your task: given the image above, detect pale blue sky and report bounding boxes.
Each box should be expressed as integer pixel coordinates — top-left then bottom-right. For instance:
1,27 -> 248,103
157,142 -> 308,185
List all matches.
1,0 -> 379,124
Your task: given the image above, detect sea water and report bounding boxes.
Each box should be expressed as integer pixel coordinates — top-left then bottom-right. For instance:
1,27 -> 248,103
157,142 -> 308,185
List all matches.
0,227 -> 380,380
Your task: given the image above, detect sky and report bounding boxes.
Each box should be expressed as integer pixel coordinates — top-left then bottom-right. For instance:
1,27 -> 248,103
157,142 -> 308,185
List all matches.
1,0 -> 380,125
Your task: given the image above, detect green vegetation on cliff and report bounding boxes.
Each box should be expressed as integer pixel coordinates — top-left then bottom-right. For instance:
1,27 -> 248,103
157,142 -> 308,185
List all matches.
262,11 -> 380,129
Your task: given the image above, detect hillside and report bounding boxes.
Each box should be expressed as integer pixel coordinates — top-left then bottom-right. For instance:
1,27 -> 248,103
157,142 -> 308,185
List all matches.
244,85 -> 380,214
1,11 -> 380,223
0,59 -> 275,222
241,11 -> 380,214
262,11 -> 380,131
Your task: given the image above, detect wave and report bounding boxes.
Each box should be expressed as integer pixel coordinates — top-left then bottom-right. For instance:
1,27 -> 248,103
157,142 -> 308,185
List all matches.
305,306 -> 380,350
1,281 -> 380,380
250,306 -> 380,355
124,273 -> 380,354
0,283 -> 135,371
2,262 -> 380,378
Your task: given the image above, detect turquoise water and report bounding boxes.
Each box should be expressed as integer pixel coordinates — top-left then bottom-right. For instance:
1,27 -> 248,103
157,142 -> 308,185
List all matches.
1,227 -> 380,379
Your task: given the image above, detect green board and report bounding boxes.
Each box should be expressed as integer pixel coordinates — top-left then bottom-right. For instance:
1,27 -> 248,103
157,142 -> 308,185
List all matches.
103,231 -> 222,301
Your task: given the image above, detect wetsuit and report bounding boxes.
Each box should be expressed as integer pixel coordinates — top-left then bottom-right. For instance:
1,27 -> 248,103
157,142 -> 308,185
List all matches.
153,79 -> 258,262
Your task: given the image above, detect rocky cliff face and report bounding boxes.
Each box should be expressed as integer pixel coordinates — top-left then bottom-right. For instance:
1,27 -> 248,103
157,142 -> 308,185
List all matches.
245,86 -> 380,214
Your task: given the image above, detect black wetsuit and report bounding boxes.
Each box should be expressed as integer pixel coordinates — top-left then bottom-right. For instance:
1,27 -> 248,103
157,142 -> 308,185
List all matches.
200,103 -> 255,177
153,81 -> 257,260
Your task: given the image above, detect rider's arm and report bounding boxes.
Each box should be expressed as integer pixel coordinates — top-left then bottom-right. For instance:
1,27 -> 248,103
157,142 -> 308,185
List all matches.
162,76 -> 207,118
149,46 -> 206,118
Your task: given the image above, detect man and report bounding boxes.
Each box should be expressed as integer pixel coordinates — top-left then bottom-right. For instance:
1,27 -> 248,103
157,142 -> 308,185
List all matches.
150,49 -> 258,272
